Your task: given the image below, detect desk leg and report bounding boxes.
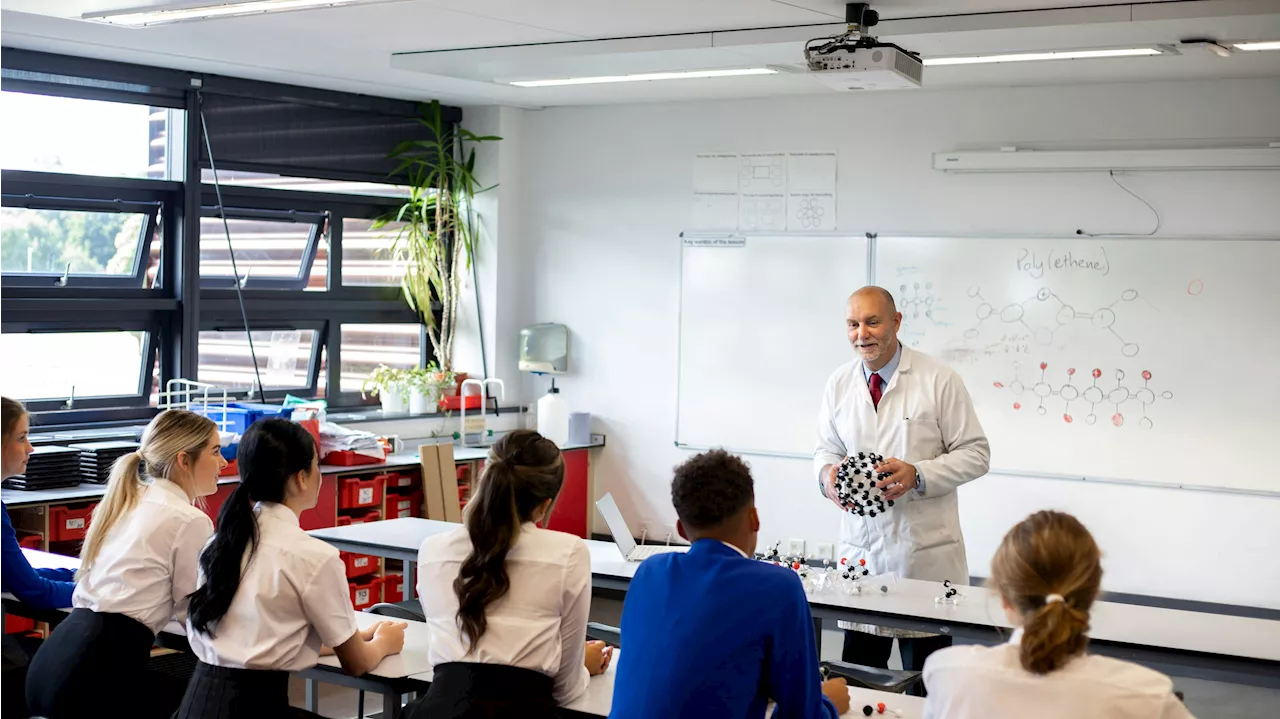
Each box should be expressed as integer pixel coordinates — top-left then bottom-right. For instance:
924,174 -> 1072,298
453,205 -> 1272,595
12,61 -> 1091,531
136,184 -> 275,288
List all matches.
405,561 -> 416,600
813,617 -> 823,659
383,691 -> 400,718
305,677 -> 319,713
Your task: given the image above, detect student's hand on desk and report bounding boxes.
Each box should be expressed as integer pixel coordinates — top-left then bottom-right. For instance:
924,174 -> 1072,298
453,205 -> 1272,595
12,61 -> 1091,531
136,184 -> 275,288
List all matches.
821,677 -> 850,714
584,640 -> 613,676
371,621 -> 407,654
874,458 -> 918,501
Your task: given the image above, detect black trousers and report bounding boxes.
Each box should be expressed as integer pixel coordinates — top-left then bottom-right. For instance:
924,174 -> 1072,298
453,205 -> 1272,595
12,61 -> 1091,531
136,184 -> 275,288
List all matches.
841,629 -> 953,696
405,662 -> 558,719
174,661 -> 323,719
26,608 -> 160,719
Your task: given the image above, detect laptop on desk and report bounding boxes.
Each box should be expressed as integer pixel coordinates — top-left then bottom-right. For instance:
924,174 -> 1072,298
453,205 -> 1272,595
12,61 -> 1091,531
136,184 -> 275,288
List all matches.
595,493 -> 689,562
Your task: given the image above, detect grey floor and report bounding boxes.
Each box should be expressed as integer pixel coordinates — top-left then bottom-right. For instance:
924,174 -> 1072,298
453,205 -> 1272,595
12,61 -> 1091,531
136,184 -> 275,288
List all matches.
285,604 -> 1280,719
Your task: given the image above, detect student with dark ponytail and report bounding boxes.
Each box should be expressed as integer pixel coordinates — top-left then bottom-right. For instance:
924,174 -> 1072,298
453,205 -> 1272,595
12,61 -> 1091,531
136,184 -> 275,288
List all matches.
2,397 -> 76,719
176,419 -> 405,719
409,430 -> 610,719
923,510 -> 1194,719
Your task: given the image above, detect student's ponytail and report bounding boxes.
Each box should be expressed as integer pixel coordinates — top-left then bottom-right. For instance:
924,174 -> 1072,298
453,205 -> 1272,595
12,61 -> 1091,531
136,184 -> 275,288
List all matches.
454,430 -> 564,649
80,409 -> 217,577
990,510 -> 1103,675
188,419 -> 315,636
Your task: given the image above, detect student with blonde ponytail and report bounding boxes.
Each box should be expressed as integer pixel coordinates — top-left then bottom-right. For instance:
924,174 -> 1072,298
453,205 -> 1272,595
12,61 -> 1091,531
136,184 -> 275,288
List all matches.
922,510 -> 1195,719
2,397 -> 76,719
408,430 -> 610,719
26,409 -> 226,719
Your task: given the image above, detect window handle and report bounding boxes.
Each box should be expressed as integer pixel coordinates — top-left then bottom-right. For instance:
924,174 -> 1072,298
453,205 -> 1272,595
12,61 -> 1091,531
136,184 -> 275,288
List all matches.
62,385 -> 76,411
54,262 -> 71,287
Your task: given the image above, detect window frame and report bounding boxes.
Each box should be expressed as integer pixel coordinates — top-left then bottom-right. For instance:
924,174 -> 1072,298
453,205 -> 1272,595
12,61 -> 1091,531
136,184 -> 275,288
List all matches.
1,193 -> 162,288
198,205 -> 326,291
196,320 -> 326,397
0,320 -> 159,412
0,51 -> 457,429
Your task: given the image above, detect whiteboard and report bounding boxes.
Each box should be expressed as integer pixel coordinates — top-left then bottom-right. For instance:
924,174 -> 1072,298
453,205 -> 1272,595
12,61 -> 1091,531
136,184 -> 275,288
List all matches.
876,236 -> 1280,493
677,235 -> 869,456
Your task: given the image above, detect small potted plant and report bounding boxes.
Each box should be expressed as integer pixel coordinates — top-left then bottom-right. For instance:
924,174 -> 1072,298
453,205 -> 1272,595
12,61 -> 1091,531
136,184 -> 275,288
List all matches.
406,364 -> 452,415
361,364 -> 409,415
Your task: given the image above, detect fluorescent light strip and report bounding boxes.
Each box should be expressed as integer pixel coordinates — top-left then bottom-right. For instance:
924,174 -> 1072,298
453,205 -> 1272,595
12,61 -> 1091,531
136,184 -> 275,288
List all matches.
1233,41 -> 1280,52
508,68 -> 777,88
86,0 -> 374,26
924,48 -> 1162,67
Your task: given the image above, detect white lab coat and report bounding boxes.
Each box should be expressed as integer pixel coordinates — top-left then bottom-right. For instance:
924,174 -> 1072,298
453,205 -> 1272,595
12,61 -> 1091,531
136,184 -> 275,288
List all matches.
813,346 -> 990,587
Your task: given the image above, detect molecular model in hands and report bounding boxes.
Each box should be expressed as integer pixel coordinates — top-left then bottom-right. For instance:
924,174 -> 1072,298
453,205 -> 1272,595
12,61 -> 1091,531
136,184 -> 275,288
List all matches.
834,453 -> 895,516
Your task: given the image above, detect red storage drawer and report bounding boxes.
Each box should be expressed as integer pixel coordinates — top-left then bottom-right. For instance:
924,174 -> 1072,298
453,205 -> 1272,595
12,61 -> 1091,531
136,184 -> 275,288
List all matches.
340,551 -> 380,579
375,472 -> 414,491
349,576 -> 383,611
339,475 -> 384,510
385,491 -> 421,520
5,614 -> 36,635
323,448 -> 387,466
337,509 -> 381,527
383,573 -> 404,603
17,533 -> 42,550
49,503 -> 97,542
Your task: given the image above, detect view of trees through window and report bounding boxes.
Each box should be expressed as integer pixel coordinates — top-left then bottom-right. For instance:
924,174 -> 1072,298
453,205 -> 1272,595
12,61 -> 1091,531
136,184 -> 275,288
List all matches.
1,208 -> 148,276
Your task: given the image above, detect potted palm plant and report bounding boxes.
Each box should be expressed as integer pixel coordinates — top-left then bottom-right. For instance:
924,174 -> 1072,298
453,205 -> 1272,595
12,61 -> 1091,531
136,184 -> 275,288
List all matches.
373,100 -> 499,375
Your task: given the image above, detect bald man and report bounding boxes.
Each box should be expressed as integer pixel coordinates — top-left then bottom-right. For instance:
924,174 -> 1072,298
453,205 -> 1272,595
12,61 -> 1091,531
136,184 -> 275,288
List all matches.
814,286 -> 990,689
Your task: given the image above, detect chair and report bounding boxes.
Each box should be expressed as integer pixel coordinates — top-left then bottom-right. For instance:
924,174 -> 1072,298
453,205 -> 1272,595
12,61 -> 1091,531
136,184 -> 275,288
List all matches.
820,660 -> 923,694
585,622 -> 622,647
351,603 -> 427,717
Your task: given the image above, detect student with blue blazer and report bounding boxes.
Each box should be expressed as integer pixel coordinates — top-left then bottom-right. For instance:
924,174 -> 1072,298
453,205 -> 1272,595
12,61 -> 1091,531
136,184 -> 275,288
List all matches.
2,397 -> 76,719
610,449 -> 849,718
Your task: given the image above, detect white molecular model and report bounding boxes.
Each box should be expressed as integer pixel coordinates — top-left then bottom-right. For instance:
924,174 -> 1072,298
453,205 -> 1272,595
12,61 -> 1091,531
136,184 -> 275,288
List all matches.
758,543 -> 890,596
834,453 -> 895,517
935,579 -> 963,605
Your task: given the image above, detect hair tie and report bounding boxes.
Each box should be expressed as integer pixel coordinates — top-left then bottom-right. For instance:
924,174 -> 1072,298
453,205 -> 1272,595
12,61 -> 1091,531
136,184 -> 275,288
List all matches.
1045,593 -> 1066,605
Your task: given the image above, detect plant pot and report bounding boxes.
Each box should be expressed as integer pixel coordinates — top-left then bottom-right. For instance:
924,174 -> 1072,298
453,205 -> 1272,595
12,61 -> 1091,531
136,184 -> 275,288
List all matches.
451,372 -> 470,397
409,387 -> 439,415
379,383 -> 407,415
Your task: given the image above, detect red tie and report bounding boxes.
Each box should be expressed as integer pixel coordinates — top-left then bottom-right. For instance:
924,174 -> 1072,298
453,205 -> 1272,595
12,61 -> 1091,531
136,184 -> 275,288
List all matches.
869,373 -> 884,409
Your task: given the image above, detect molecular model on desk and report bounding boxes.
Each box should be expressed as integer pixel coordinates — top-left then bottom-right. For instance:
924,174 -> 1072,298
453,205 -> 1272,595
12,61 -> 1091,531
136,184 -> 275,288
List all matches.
759,543 -> 889,596
835,453 -> 895,517
935,579 -> 963,605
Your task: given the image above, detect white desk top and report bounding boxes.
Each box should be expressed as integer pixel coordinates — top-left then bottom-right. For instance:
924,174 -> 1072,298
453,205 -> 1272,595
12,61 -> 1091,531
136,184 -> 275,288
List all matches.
310,523 -> 1280,665
22,547 -> 81,572
803,575 -> 1280,663
314,611 -> 435,679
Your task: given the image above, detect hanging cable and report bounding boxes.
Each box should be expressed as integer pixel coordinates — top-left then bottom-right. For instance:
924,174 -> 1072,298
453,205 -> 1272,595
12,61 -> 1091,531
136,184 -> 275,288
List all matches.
197,92 -> 267,401
1076,170 -> 1162,238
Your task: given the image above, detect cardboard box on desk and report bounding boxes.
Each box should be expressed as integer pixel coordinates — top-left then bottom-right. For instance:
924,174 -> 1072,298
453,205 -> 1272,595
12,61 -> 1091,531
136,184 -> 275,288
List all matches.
419,443 -> 462,523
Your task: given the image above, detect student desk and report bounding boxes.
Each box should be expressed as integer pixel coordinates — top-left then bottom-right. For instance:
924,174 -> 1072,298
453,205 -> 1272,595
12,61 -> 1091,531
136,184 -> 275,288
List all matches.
311,518 -> 1280,689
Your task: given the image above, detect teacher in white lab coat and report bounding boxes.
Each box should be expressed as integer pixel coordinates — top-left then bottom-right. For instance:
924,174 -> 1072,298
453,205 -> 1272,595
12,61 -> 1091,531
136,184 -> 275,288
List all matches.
814,286 -> 990,684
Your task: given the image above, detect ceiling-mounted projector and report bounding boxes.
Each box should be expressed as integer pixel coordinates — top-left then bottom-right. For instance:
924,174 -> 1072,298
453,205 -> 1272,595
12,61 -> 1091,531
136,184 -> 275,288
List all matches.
805,3 -> 923,90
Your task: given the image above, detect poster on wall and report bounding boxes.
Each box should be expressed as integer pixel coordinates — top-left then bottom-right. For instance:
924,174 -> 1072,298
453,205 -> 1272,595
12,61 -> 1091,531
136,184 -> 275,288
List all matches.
691,150 -> 837,231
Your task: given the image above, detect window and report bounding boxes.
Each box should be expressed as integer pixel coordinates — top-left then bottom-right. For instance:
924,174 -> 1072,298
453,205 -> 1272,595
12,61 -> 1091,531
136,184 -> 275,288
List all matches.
0,331 -> 152,403
1,199 -> 160,286
199,209 -> 325,290
339,323 -> 421,393
197,329 -> 319,392
0,91 -> 175,179
201,169 -> 408,198
342,217 -> 408,287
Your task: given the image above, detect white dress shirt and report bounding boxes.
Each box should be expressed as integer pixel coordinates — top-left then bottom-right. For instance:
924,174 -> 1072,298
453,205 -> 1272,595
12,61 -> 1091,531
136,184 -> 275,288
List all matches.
73,479 -> 214,634
187,501 -> 359,672
417,523 -> 592,705
923,629 -> 1196,719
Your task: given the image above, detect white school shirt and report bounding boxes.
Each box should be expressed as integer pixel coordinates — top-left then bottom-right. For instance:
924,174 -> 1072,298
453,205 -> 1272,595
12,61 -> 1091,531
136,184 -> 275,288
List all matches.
187,501 -> 359,671
922,629 -> 1196,719
417,523 -> 592,705
73,479 -> 214,634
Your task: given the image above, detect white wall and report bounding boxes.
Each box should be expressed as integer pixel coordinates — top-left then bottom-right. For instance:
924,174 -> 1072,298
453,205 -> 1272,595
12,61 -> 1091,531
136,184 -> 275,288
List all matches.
508,78 -> 1280,609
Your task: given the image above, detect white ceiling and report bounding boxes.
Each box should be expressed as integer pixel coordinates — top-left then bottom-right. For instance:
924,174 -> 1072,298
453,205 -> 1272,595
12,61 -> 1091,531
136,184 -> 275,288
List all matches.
2,0 -> 1279,108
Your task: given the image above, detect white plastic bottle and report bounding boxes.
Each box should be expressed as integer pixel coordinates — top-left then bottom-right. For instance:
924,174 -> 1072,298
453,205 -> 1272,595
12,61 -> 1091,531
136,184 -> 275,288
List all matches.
536,379 -> 569,447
